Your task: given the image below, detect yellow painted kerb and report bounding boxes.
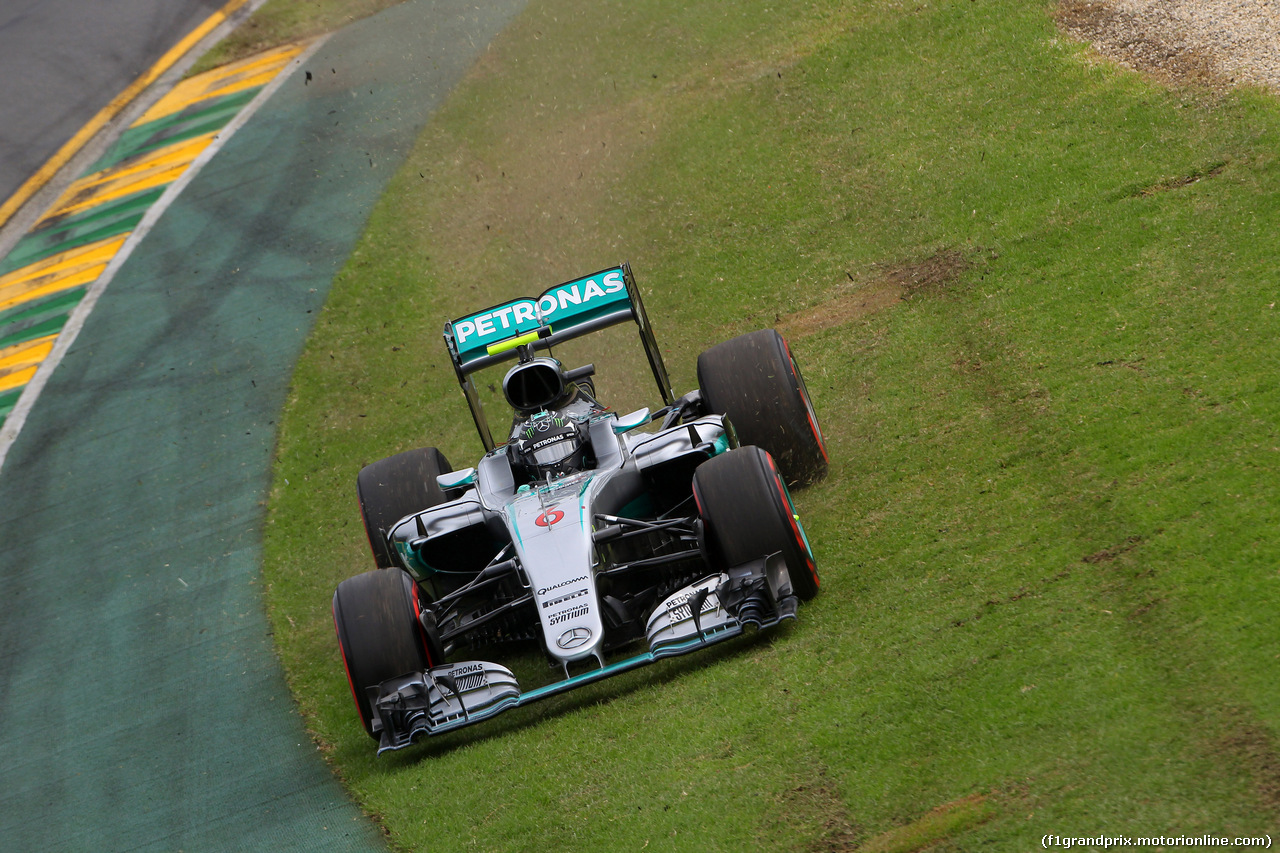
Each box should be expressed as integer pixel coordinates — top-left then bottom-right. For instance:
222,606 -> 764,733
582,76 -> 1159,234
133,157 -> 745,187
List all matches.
0,335 -> 58,393
138,43 -> 305,125
38,134 -> 220,223
0,0 -> 255,230
0,236 -> 127,314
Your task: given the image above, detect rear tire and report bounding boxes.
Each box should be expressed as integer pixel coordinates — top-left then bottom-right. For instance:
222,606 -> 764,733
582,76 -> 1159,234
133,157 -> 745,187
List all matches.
357,447 -> 452,568
693,445 -> 819,601
697,329 -> 828,487
332,568 -> 432,739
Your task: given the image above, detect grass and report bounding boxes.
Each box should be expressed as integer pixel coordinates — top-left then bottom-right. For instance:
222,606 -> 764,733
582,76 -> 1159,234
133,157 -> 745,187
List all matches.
188,0 -> 403,74
254,0 -> 1280,849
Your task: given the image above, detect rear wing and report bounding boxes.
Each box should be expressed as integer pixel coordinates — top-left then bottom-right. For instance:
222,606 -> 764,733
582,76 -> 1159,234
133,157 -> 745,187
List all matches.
444,263 -> 675,450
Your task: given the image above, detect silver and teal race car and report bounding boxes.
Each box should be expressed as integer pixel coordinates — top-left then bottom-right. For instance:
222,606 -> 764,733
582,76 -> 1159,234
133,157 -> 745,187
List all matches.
332,264 -> 828,753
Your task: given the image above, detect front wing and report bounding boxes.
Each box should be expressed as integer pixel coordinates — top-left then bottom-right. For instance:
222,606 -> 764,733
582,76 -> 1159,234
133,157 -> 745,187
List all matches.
368,554 -> 798,753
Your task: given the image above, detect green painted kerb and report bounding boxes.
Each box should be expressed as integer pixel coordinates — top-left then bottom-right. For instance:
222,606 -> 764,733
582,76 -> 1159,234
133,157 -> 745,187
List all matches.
89,89 -> 261,173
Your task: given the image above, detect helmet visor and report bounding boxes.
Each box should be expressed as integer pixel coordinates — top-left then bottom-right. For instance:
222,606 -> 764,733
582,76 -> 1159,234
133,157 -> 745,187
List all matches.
530,434 -> 577,466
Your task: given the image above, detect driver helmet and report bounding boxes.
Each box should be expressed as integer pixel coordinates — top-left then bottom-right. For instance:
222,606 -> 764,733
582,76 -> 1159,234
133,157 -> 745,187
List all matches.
509,413 -> 589,478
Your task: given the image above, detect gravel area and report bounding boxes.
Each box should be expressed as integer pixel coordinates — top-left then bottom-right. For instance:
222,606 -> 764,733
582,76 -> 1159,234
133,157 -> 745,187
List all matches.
1056,0 -> 1280,93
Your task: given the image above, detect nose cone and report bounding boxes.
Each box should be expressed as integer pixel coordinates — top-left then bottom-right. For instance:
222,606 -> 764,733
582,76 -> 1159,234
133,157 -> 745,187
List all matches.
507,490 -> 604,666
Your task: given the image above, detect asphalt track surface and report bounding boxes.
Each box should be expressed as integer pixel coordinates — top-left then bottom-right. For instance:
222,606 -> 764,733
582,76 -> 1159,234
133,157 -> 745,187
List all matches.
0,0 -> 526,848
0,0 -> 228,207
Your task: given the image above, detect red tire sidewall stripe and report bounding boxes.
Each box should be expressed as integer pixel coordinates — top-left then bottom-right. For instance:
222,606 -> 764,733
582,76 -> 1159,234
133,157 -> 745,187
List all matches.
332,600 -> 372,732
764,451 -> 819,589
409,581 -> 436,669
781,337 -> 829,465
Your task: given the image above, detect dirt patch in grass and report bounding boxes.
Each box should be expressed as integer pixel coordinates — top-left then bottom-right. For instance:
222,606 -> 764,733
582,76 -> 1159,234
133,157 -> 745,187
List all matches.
1215,708 -> 1280,815
778,280 -> 901,338
1136,162 -> 1228,196
894,249 -> 970,299
779,250 -> 969,338
854,793 -> 995,853
762,767 -> 862,852
1083,534 -> 1145,565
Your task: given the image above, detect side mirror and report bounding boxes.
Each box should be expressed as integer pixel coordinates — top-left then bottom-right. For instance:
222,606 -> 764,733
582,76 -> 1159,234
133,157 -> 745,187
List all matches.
437,468 -> 476,490
612,408 -> 651,435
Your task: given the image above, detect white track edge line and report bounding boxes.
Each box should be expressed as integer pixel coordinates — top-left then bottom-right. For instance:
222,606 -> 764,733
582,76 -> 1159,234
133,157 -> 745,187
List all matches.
0,36 -> 329,475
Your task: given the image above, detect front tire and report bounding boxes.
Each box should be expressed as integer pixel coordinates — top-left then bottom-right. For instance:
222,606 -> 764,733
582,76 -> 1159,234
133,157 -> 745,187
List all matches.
697,328 -> 828,487
357,447 -> 452,568
332,568 -> 432,739
693,445 -> 820,601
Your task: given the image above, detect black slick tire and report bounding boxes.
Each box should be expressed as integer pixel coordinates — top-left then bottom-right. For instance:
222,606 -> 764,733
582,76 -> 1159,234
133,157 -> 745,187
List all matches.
697,328 -> 828,487
357,447 -> 452,568
332,568 -> 432,739
693,445 -> 820,601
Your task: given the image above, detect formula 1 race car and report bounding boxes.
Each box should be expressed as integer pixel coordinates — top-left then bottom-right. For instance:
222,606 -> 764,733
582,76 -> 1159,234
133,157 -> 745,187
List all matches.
333,264 -> 828,752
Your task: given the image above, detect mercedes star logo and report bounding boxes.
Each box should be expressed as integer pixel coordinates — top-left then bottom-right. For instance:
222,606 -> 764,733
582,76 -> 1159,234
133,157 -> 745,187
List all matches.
557,626 -> 592,649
